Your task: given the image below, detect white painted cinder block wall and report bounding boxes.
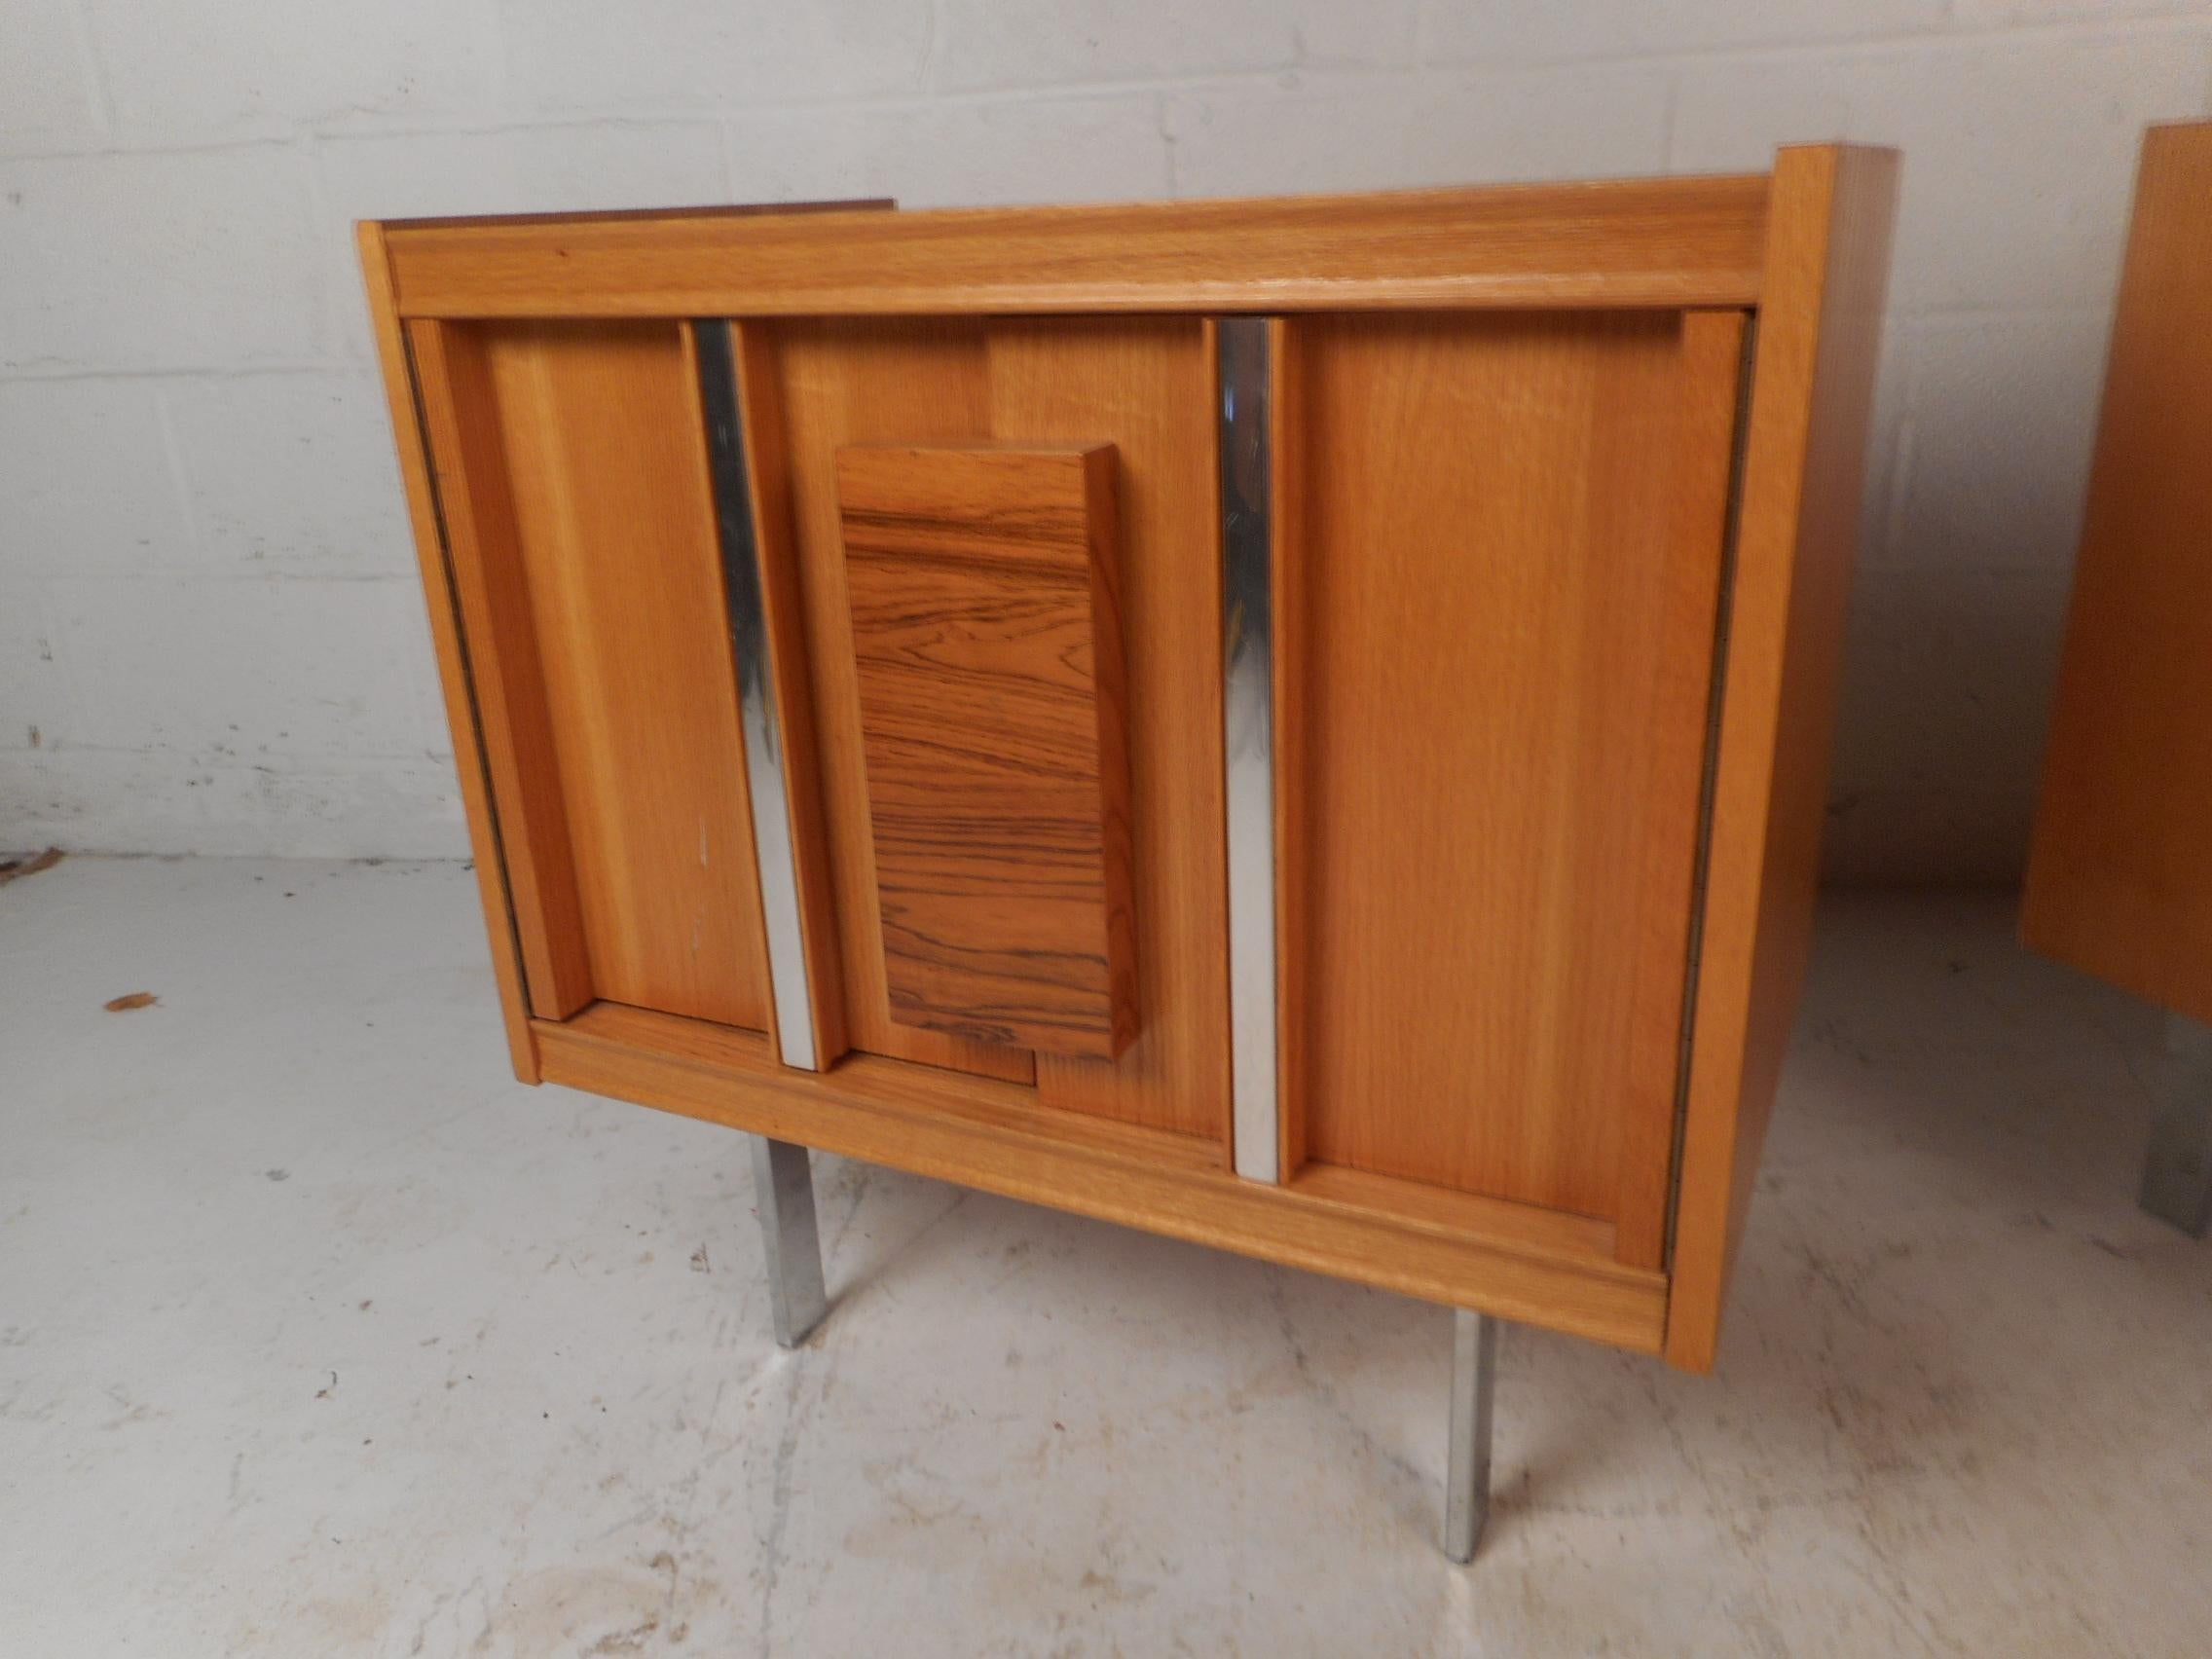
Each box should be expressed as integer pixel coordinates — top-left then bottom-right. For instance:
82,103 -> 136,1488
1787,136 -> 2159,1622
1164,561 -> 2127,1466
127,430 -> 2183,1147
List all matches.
3,3 -> 2208,877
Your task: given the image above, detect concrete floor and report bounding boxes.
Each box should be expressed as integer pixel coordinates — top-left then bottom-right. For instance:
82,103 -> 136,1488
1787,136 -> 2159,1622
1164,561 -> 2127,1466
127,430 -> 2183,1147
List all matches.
1,858 -> 2207,1656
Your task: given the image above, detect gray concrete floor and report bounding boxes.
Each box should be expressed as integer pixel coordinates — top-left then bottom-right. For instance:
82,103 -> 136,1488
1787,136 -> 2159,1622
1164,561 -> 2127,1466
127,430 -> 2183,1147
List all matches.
2,857 -> 2207,1656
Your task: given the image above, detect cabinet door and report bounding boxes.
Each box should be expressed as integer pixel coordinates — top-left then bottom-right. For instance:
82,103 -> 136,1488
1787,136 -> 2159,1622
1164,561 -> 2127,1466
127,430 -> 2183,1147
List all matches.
743,316 -> 1232,1141
1278,309 -> 1748,1267
408,318 -> 778,1039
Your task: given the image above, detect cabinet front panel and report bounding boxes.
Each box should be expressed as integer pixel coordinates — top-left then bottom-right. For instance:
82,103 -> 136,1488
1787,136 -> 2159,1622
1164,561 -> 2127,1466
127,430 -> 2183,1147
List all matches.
758,316 -> 1230,1139
980,319 -> 1229,1141
472,319 -> 775,1031
763,319 -> 1036,1086
1285,310 -> 1745,1237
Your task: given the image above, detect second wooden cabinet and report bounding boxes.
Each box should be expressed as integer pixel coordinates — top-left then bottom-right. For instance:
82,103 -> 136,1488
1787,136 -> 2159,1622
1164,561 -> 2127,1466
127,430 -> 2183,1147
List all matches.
365,144 -> 1897,1371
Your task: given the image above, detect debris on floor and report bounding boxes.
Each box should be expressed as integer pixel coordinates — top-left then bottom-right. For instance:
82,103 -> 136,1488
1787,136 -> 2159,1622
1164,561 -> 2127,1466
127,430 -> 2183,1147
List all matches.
103,991 -> 159,1013
0,847 -> 62,885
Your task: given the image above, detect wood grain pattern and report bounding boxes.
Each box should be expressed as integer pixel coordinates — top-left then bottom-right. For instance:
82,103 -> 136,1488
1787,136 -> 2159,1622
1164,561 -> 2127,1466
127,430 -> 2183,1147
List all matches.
982,319 -> 1230,1142
405,318 -> 594,1021
474,319 -> 775,1031
536,1001 -> 1668,1351
837,443 -> 1137,1058
383,173 -> 1772,320
1668,144 -> 1899,1371
1285,308 -> 1742,1226
766,319 -> 1037,1085
2023,124 -> 2212,1027
357,227 -> 539,1081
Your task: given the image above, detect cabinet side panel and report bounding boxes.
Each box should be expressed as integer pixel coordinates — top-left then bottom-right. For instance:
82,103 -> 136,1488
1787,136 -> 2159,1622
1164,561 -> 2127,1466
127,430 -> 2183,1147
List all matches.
984,318 -> 1231,1141
1668,145 -> 1899,1371
1289,310 -> 1738,1222
768,318 -> 1036,1084
478,320 -> 775,1032
357,227 -> 540,1080
2023,124 -> 2212,1027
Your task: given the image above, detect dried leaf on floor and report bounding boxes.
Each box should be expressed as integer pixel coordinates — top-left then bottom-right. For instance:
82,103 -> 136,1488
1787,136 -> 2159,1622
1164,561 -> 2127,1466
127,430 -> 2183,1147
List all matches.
0,847 -> 62,886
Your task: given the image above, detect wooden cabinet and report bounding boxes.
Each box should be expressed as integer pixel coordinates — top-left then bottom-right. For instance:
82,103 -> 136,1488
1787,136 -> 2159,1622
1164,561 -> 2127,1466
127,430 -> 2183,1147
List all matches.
362,147 -> 1896,1372
2026,123 -> 2212,1027
2022,123 -> 2212,1238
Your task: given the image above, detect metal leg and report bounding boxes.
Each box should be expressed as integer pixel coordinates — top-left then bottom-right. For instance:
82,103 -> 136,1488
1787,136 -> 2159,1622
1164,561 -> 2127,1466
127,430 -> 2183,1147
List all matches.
750,1136 -> 829,1347
1443,1309 -> 1497,1563
2142,1014 -> 2212,1236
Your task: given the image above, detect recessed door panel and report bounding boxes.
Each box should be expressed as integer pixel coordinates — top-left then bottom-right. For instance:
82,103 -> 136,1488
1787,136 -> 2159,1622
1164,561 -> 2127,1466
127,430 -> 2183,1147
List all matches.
980,318 -> 1228,1140
754,316 -> 1229,1137
1284,310 -> 1745,1248
764,319 -> 1038,1085
467,319 -> 776,1032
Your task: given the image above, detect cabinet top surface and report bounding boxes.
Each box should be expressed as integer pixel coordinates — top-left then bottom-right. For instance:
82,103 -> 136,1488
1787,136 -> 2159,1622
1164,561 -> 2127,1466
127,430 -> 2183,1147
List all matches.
362,159 -> 1905,321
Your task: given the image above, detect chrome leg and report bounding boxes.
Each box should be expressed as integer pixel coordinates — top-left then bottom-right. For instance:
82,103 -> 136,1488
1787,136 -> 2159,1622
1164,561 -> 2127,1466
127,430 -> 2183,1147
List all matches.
2142,1014 -> 2212,1237
750,1136 -> 829,1347
1443,1309 -> 1497,1563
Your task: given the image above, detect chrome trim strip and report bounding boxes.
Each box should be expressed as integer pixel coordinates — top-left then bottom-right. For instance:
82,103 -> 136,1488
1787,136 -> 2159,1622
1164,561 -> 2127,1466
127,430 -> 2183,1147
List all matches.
1219,317 -> 1279,1183
694,320 -> 819,1071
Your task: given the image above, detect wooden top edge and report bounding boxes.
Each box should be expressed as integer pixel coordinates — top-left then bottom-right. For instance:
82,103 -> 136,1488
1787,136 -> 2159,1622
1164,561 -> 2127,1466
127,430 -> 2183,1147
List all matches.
365,196 -> 896,233
1774,140 -> 1899,160
373,156 -> 1916,321
2132,122 -> 2212,178
378,167 -> 1772,246
381,166 -> 1783,318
